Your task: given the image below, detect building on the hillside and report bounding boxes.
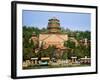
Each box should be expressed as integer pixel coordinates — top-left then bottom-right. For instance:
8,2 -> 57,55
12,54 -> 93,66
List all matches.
79,38 -> 90,47
29,32 -> 39,48
39,17 -> 68,49
29,17 -> 69,59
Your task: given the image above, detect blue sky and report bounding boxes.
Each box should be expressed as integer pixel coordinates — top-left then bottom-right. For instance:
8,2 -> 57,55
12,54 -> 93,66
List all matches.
22,10 -> 91,31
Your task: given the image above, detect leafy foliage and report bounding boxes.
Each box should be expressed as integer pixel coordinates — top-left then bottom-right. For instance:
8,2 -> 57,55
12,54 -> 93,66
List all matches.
62,52 -> 68,60
75,31 -> 91,40
64,40 -> 75,49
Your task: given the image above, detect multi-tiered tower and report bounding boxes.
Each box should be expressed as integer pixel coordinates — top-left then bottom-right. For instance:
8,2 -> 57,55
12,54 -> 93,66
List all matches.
47,17 -> 61,33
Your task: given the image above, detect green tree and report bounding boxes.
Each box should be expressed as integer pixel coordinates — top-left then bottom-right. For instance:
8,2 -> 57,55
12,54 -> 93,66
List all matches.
64,40 -> 75,49
62,51 -> 68,60
23,26 -> 41,61
74,44 -> 91,59
75,31 -> 91,41
64,40 -> 76,58
23,48 -> 33,61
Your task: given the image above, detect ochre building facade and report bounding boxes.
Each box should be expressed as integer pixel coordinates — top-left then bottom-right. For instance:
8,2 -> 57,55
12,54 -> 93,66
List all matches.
39,17 -> 68,49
